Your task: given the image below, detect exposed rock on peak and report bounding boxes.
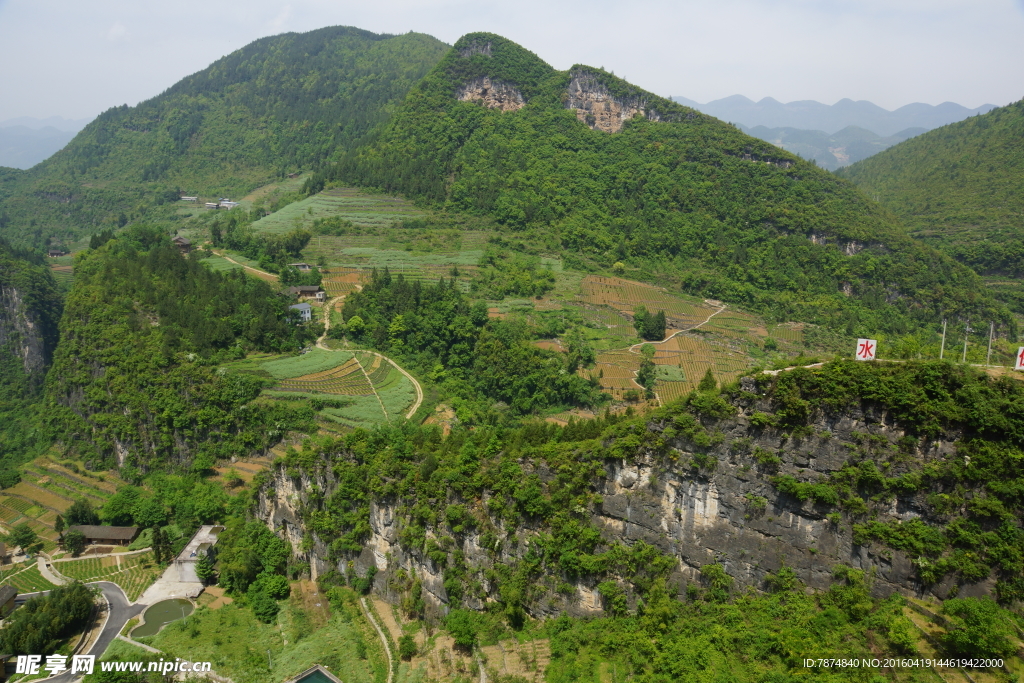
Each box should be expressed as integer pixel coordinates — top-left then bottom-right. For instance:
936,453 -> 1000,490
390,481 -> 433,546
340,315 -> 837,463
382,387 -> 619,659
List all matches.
457,77 -> 525,112
459,40 -> 492,58
566,70 -> 662,133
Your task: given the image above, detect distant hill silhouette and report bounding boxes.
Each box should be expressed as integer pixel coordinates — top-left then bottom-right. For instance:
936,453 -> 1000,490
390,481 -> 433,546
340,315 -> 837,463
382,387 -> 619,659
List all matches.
735,124 -> 925,171
672,95 -> 996,137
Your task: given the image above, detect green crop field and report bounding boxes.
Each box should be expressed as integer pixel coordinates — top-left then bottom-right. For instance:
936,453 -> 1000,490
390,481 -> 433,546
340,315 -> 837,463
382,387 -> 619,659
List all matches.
56,550 -> 161,600
5,565 -> 58,593
252,187 -> 428,235
261,349 -> 354,380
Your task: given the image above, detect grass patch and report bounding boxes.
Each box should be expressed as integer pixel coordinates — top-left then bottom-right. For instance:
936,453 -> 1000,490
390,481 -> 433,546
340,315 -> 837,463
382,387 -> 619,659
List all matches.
149,592 -> 378,683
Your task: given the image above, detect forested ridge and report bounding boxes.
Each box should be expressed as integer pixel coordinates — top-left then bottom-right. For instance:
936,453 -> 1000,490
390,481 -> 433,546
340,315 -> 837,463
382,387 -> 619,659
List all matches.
0,26 -> 448,247
44,226 -> 316,473
317,32 -> 1008,337
270,358 -> 1024,680
838,99 -> 1024,276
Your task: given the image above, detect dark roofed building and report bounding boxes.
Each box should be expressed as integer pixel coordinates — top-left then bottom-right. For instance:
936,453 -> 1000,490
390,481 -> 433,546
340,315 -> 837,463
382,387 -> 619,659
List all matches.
287,285 -> 325,302
172,236 -> 192,254
68,525 -> 140,546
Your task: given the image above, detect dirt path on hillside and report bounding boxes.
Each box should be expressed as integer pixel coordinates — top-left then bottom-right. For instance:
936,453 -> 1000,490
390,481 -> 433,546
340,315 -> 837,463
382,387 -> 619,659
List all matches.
211,250 -> 278,282
361,597 -> 394,683
315,295 -> 425,420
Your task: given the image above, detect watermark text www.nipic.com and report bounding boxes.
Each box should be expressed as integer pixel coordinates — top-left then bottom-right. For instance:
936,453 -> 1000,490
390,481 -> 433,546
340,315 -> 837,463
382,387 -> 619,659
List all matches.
15,654 -> 214,675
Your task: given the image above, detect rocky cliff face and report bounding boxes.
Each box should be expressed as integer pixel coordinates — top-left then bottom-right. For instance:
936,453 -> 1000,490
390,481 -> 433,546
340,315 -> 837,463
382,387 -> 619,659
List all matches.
256,389 -> 979,620
457,77 -> 525,112
565,71 -> 664,133
0,284 -> 48,376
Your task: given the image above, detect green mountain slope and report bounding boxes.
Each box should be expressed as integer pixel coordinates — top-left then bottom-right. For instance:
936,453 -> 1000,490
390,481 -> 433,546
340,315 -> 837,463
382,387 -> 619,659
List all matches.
0,241 -> 62,484
0,26 -> 448,247
837,99 -> 1024,276
44,226 -> 315,471
322,33 -> 1007,335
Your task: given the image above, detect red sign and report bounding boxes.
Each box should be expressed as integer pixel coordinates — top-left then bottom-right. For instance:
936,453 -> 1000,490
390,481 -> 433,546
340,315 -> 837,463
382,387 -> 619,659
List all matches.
855,338 -> 877,361
1015,347 -> 1024,371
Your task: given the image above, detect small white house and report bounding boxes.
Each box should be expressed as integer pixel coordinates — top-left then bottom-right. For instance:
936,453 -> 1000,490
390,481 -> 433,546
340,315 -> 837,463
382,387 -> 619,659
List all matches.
289,302 -> 312,323
180,196 -> 198,202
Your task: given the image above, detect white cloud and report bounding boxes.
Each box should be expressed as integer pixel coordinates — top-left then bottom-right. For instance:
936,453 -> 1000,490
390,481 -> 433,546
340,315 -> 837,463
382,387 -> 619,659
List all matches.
106,21 -> 127,42
268,4 -> 293,32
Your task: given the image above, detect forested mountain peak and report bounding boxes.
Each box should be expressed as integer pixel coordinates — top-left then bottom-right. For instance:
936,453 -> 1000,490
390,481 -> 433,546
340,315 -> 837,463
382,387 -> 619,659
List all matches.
0,26 -> 450,247
325,32 -> 1007,335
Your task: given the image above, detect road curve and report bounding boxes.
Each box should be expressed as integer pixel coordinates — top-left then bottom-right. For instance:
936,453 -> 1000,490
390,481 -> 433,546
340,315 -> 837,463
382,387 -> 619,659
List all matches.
28,581 -> 145,683
316,295 -> 425,420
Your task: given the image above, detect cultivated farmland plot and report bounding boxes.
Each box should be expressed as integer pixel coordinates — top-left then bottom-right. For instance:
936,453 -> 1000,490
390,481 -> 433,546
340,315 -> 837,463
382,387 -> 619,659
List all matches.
56,550 -> 162,601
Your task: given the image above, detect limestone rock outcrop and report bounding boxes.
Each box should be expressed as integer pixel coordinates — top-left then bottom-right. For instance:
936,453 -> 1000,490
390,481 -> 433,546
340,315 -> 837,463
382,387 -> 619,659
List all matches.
565,71 -> 662,133
457,77 -> 525,112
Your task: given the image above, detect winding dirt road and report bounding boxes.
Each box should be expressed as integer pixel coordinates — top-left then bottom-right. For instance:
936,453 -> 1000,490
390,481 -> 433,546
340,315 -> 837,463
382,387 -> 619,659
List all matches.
316,295 -> 424,420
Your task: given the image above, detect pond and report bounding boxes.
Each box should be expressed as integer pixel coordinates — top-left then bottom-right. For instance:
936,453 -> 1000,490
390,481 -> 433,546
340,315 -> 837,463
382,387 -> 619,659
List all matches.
131,599 -> 194,638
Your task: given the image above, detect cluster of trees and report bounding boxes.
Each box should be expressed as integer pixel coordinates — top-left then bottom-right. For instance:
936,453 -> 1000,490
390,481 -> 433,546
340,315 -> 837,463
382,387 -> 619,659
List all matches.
0,583 -> 95,655
470,248 -> 556,299
46,226 -> 316,470
208,209 -> 314,272
632,306 -> 666,341
211,520 -> 292,622
341,268 -> 604,418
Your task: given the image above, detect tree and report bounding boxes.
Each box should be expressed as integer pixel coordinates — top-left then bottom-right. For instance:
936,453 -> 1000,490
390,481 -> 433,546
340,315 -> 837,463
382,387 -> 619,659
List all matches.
131,497 -> 167,529
698,368 -> 717,392
633,306 -> 666,341
564,328 -> 596,372
941,597 -> 1015,657
152,527 -> 171,564
250,589 -> 280,624
195,552 -> 216,585
345,314 -> 365,338
8,523 -> 38,553
444,609 -> 479,649
63,530 -> 87,557
636,344 -> 657,398
54,514 -> 65,536
398,634 -> 417,660
66,499 -> 99,526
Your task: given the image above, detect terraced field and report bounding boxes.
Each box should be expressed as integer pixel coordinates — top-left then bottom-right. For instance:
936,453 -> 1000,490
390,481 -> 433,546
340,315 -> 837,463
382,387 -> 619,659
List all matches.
221,348 -> 419,430
0,457 -> 127,553
252,187 -> 428,234
578,275 -> 719,329
274,356 -> 373,395
3,564 -> 58,593
56,550 -> 162,600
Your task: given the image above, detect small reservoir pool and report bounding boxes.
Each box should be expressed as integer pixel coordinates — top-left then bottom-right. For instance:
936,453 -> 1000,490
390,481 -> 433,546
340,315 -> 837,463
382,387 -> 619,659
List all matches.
132,599 -> 194,638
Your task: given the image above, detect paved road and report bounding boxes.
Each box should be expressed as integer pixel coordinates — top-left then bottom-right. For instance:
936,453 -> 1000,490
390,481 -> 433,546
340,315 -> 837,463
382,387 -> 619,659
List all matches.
21,581 -> 145,683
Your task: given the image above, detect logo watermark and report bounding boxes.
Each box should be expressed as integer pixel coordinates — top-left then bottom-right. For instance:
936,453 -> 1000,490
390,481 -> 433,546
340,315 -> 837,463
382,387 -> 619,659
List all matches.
15,654 -> 213,676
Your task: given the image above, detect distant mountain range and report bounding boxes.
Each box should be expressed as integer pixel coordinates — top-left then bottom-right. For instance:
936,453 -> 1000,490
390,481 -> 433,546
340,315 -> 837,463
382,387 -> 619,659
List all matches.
734,124 -> 925,171
0,117 -> 93,169
672,95 -> 997,137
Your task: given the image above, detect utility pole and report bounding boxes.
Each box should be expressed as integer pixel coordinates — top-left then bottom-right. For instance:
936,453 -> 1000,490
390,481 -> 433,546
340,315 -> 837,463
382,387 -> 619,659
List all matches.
986,321 -> 994,366
940,319 -> 947,359
962,319 -> 971,364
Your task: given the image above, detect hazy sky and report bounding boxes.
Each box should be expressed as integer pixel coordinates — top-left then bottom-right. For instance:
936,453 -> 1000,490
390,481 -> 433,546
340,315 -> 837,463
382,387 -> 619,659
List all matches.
1,0 -> 1022,122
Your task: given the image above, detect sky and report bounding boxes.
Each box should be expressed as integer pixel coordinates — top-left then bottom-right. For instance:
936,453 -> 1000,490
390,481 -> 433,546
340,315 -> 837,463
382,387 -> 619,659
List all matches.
1,0 -> 1023,123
